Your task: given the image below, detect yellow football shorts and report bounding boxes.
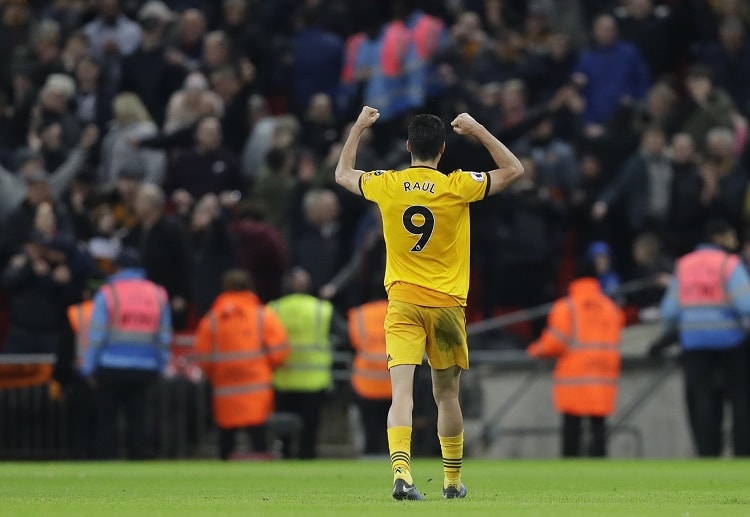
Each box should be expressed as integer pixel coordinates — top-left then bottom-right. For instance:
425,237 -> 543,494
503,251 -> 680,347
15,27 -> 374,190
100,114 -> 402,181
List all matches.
384,300 -> 469,370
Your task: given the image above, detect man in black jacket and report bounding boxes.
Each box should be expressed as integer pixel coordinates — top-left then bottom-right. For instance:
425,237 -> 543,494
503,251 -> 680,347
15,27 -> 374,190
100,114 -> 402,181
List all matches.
124,184 -> 193,329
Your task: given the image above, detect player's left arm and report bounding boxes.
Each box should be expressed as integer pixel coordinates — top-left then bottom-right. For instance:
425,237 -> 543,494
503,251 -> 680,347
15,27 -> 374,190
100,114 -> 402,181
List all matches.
335,106 -> 380,195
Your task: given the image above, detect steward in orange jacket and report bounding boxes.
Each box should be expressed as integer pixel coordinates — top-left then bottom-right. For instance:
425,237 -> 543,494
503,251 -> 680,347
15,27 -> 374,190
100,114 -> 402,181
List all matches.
68,300 -> 95,368
528,261 -> 624,457
348,299 -> 391,455
195,270 -> 289,459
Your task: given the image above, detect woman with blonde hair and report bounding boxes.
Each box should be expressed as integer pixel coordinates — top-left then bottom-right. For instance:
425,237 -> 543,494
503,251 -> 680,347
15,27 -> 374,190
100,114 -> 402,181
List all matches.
99,92 -> 166,186
163,72 -> 224,134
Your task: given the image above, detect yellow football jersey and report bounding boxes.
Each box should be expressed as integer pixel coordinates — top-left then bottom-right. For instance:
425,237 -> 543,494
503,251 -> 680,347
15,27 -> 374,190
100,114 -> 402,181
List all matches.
359,166 -> 490,307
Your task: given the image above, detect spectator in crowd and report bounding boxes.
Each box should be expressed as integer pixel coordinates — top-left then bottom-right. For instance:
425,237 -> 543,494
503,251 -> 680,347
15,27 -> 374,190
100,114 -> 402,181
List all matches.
74,55 -> 114,132
251,147 -> 297,234
614,0 -> 677,80
167,115 -> 242,199
270,268 -> 339,459
667,133 -> 706,256
289,7 -> 344,114
125,184 -> 192,329
3,170 -> 75,257
23,19 -> 66,87
241,95 -> 283,181
165,8 -> 206,70
291,189 -> 344,294
103,165 -> 143,233
86,203 -> 122,277
522,119 -> 580,197
189,193 -> 238,317
2,232 -> 84,355
202,30 -> 233,75
320,204 -> 386,306
701,126 -> 748,232
588,241 -> 621,298
665,65 -> 736,154
120,0 -> 183,127
573,13 -> 650,128
220,0 -> 268,86
495,155 -> 564,313
626,232 -> 672,312
60,31 -> 91,78
83,247 -> 172,459
99,92 -> 166,186
474,30 -> 528,87
0,125 -> 97,220
209,65 -> 256,153
163,72 -> 223,134
694,17 -> 750,116
83,0 -> 141,59
301,93 -> 340,160
592,126 -> 672,239
231,202 -> 288,303
37,73 -> 81,149
195,269 -> 289,460
527,30 -> 578,103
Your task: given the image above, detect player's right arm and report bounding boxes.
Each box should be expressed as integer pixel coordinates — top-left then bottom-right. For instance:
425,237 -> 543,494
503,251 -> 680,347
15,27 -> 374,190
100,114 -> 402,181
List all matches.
451,113 -> 524,195
335,106 -> 380,195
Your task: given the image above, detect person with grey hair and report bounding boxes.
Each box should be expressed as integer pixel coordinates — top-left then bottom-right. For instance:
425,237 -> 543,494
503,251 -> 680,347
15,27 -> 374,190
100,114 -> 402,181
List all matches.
36,73 -> 82,149
124,184 -> 193,329
700,126 -> 748,232
290,188 -> 344,294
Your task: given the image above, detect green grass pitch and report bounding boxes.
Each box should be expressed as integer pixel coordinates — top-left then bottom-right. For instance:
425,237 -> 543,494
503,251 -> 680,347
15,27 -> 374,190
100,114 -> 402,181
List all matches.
1,459 -> 750,516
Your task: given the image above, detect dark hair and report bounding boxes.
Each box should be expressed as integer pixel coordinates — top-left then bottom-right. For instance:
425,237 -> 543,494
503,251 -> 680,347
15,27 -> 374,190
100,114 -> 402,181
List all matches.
687,64 -> 712,81
115,247 -> 142,269
407,114 -> 445,161
574,258 -> 598,279
704,218 -> 733,241
222,269 -> 254,292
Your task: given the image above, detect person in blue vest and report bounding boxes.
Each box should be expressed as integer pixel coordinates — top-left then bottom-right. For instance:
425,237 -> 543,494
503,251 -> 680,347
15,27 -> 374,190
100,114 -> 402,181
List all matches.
652,219 -> 750,456
83,247 -> 172,459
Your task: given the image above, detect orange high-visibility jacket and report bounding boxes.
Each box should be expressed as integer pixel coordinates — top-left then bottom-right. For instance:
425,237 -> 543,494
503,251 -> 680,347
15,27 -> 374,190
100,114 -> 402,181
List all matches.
348,300 -> 391,400
528,278 -> 624,417
195,291 -> 289,429
67,300 -> 95,367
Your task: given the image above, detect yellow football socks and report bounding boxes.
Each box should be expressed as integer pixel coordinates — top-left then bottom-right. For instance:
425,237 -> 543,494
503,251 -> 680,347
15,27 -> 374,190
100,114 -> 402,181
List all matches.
439,432 -> 463,488
388,426 -> 413,484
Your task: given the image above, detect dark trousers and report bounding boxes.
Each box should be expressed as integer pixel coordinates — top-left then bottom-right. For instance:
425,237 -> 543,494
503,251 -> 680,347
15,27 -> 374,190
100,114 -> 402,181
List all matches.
275,390 -> 325,459
683,347 -> 750,456
562,414 -> 607,457
218,425 -> 268,460
357,396 -> 390,455
68,376 -> 99,460
94,368 -> 158,460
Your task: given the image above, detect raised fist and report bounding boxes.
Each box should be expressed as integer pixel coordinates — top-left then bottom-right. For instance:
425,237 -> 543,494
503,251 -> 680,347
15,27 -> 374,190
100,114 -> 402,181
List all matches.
451,113 -> 480,136
355,106 -> 380,129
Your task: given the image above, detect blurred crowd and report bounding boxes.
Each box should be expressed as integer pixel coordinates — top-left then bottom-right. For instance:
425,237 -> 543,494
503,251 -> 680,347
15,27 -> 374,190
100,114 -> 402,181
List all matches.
1,0 -> 750,362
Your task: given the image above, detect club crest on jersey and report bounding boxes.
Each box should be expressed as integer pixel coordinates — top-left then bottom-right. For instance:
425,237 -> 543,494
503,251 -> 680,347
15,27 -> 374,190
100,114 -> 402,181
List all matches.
403,181 -> 435,194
